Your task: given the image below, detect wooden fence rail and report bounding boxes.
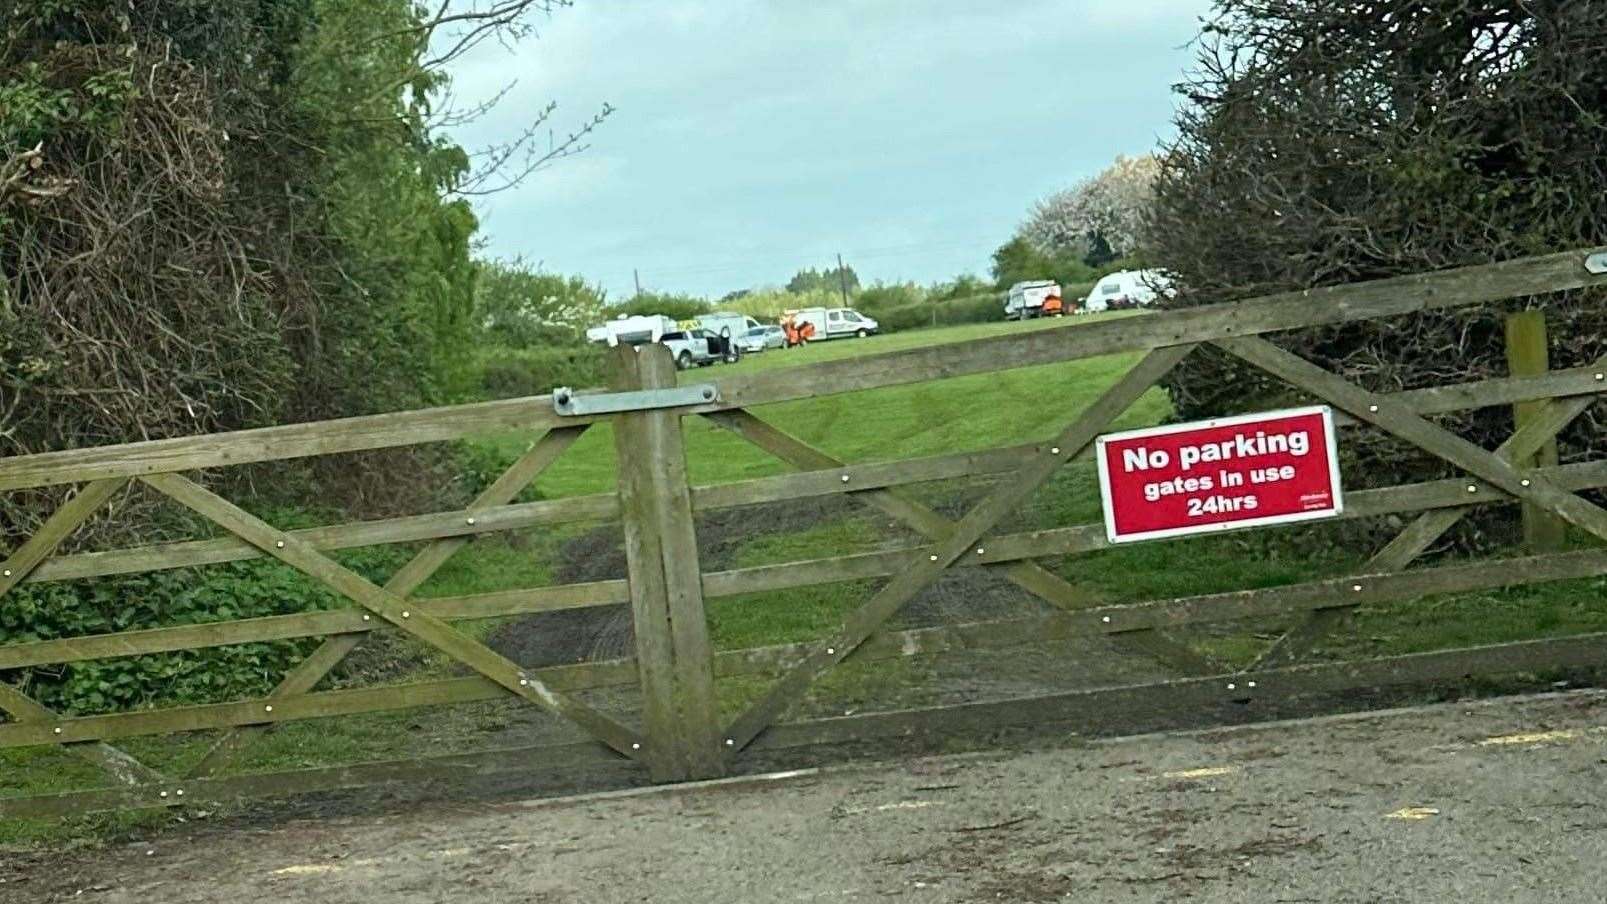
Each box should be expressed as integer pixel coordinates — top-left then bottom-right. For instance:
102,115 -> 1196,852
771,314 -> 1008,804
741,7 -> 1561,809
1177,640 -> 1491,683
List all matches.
1,247 -> 1604,818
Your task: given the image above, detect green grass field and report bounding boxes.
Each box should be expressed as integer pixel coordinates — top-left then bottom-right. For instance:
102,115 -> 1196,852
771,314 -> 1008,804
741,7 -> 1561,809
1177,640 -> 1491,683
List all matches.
5,312 -> 1602,845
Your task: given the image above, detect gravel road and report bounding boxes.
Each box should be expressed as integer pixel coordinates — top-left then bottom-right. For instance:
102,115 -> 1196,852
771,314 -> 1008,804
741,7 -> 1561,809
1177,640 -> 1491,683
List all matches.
7,690 -> 1607,903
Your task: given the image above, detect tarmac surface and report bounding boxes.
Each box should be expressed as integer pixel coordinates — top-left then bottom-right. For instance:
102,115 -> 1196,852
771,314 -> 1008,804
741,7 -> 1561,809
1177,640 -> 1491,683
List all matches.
7,689 -> 1607,903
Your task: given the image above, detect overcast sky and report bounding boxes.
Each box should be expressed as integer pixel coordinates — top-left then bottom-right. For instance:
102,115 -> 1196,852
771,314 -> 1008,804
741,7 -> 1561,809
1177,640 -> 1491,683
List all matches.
444,1 -> 1213,300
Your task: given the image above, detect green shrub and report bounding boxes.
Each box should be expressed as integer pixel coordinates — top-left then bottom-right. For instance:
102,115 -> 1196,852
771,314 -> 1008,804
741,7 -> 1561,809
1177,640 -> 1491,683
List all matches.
609,293 -> 711,321
477,344 -> 607,400
855,282 -> 926,318
934,293 -> 1000,325
0,547 -> 407,715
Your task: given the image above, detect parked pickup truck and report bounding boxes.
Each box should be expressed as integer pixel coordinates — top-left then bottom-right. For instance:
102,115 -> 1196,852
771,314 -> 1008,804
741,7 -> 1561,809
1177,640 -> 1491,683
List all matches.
658,330 -> 719,369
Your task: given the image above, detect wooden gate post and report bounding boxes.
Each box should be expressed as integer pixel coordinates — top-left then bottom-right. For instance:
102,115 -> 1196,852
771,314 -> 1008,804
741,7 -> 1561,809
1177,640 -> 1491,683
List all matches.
1504,310 -> 1567,551
611,344 -> 726,781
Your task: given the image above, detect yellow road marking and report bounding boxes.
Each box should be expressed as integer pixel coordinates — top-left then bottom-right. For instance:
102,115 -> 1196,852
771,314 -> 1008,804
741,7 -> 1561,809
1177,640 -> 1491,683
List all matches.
1161,765 -> 1239,780
1478,729 -> 1580,747
1385,806 -> 1440,821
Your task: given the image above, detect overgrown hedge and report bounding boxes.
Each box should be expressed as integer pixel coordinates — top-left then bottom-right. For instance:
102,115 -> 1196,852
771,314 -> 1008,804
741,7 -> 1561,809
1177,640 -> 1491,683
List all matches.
1151,2 -> 1607,516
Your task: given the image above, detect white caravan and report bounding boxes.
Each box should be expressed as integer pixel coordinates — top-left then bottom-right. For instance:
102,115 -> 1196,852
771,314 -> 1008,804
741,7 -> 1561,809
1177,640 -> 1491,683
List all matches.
1082,270 -> 1174,313
1003,280 -> 1061,319
585,314 -> 677,347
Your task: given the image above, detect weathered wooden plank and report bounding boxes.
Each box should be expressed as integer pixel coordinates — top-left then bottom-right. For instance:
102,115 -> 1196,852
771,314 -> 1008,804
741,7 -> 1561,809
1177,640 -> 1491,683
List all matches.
1387,363 -> 1606,417
1506,311 -> 1568,551
1217,337 -> 1607,543
720,345 -> 1198,752
0,610 -> 367,671
30,487 -> 616,585
708,247 -> 1607,412
750,631 -> 1607,752
691,441 -> 1043,513
0,479 -> 125,594
0,739 -> 632,821
0,680 -> 166,786
0,667 -> 631,748
613,345 -> 724,780
141,472 -> 644,759
0,397 -> 593,493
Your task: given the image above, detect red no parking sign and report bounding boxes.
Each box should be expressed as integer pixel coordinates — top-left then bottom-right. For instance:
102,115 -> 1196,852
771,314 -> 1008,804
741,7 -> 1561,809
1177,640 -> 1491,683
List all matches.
1095,406 -> 1344,544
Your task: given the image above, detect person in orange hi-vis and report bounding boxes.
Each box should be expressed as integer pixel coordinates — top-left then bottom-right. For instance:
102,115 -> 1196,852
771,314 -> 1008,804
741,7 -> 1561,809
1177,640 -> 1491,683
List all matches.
1042,289 -> 1064,317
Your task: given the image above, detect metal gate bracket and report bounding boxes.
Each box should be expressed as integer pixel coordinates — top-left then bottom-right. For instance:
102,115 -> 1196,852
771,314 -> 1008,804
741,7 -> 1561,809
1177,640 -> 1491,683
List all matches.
1586,252 -> 1607,275
553,384 -> 718,416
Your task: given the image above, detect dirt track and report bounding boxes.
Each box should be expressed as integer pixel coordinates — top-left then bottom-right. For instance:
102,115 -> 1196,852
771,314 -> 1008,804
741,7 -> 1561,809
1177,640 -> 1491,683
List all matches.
8,690 -> 1607,903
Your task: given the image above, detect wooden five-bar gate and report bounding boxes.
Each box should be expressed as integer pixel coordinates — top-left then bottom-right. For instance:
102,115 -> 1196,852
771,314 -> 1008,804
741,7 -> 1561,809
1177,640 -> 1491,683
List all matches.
2,248 -> 1606,819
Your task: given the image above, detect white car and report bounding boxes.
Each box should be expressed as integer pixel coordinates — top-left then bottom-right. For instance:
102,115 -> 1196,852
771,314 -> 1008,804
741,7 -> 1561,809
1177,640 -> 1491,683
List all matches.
1083,270 -> 1174,313
738,324 -> 785,353
657,330 -> 717,369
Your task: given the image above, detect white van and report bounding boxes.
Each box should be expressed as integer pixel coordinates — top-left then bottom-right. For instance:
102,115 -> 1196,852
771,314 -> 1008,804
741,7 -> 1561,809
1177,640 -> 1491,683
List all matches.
1083,270 -> 1174,313
791,307 -> 880,341
1003,280 -> 1061,320
695,312 -> 762,340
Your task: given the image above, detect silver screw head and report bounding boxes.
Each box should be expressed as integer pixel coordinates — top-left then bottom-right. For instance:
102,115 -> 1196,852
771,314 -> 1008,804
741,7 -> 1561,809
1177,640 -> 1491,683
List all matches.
274,540 -> 285,549
1101,616 -> 1111,624
402,611 -> 411,618
975,547 -> 985,555
929,554 -> 939,562
160,791 -> 168,798
53,727 -> 63,735
631,742 -> 641,750
1247,681 -> 1257,688
264,705 -> 273,712
1521,479 -> 1532,487
1467,485 -> 1478,493
1226,683 -> 1237,690
175,789 -> 184,797
1352,584 -> 1363,592
1368,404 -> 1379,413
826,647 -> 836,655
518,679 -> 528,686
466,517 -> 476,526
725,738 -> 735,746
2,569 -> 10,577
1596,373 -> 1605,381
1051,446 -> 1061,455
840,474 -> 850,483
362,614 -> 371,621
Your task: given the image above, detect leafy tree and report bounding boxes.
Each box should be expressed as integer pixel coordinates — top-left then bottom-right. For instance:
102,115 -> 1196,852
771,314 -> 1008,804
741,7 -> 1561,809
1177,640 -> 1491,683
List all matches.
786,264 -> 860,296
611,292 -> 712,322
1019,154 -> 1160,266
477,261 -> 608,347
989,237 -> 1096,290
931,273 -> 991,302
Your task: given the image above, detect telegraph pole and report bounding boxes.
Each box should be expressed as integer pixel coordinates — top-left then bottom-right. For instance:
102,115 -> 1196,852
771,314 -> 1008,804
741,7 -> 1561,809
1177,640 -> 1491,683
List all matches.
633,268 -> 642,300
836,253 -> 850,305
